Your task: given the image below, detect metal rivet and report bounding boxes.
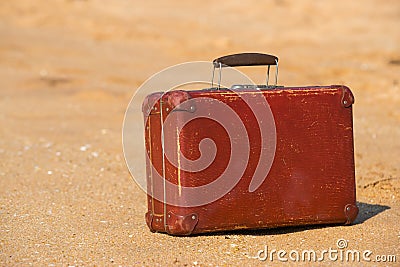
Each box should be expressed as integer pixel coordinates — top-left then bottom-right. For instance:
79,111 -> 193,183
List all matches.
343,100 -> 348,105
168,214 -> 171,218
191,215 -> 196,220
346,206 -> 351,211
166,107 -> 169,111
190,106 -> 195,112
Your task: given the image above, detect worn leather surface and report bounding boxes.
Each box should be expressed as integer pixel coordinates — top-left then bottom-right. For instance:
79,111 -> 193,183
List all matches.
143,85 -> 358,235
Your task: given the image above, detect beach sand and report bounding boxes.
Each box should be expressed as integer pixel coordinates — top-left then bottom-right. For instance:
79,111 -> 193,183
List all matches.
0,0 -> 399,265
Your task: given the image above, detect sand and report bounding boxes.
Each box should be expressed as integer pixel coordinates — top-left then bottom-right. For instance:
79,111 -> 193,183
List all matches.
0,0 -> 399,266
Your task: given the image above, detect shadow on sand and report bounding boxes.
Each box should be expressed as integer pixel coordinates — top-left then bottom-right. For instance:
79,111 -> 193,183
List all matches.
353,201 -> 390,224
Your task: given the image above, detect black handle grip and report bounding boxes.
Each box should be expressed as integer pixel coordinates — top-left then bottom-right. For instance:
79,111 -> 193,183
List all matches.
213,52 -> 278,67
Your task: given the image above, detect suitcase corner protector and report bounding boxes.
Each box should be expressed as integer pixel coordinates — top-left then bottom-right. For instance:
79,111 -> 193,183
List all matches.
164,90 -> 196,113
339,85 -> 355,108
165,211 -> 199,236
142,92 -> 164,116
344,203 -> 359,225
145,211 -> 155,231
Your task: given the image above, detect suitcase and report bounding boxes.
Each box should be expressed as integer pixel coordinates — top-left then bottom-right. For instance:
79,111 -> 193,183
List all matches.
142,53 -> 358,235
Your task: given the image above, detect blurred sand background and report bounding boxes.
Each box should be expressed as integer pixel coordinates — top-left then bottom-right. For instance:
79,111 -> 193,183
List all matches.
0,0 -> 399,266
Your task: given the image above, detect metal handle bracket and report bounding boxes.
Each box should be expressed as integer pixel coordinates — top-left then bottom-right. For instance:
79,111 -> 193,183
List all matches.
211,53 -> 279,89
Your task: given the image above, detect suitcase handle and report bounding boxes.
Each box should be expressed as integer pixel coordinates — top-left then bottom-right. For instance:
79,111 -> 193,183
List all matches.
211,53 -> 279,89
213,53 -> 278,67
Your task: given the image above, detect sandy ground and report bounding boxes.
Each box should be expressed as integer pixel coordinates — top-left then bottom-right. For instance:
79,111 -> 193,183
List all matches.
0,0 -> 399,266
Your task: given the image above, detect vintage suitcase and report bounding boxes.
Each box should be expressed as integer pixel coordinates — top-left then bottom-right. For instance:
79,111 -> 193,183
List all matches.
142,53 -> 358,235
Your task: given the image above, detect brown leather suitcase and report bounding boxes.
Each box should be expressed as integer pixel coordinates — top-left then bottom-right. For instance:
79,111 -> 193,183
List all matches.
142,53 -> 358,235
